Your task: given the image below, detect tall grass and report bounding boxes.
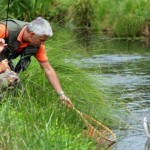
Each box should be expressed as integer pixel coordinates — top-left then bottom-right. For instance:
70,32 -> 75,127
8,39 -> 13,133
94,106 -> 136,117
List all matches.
0,0 -> 69,24
0,26 -> 123,149
1,0 -> 150,37
97,0 -> 150,37
69,0 -> 97,28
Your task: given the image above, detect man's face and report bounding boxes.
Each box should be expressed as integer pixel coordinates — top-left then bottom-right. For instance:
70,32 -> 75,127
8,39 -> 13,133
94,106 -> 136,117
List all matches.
29,33 -> 48,47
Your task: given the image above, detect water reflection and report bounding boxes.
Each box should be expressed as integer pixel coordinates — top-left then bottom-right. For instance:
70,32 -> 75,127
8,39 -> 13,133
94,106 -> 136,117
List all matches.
142,37 -> 150,48
145,138 -> 150,150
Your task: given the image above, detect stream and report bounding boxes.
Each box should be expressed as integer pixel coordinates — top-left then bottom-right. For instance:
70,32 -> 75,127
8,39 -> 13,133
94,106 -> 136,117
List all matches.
73,38 -> 150,150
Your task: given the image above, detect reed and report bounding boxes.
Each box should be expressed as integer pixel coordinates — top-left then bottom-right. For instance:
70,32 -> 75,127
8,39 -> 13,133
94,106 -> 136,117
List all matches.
97,0 -> 150,37
0,0 -> 68,24
1,0 -> 150,37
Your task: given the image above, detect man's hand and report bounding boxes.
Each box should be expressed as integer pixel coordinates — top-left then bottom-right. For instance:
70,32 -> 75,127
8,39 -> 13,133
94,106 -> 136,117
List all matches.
0,38 -> 7,53
58,91 -> 73,108
0,59 -> 10,73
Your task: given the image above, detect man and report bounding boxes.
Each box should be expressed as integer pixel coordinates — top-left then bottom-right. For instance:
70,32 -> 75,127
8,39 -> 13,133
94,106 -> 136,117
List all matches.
0,17 -> 72,106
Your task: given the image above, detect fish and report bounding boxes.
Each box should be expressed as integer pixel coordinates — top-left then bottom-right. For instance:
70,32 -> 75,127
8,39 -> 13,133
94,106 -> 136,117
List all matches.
143,117 -> 150,137
145,138 -> 150,150
0,70 -> 20,90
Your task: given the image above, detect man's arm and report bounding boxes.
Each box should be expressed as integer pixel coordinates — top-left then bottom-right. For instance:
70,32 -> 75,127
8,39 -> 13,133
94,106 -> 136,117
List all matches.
0,38 -> 7,53
0,59 -> 10,73
39,61 -> 72,106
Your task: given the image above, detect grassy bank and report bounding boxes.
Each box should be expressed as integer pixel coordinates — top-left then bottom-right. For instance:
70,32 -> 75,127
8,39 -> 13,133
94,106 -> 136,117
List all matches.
96,0 -> 150,37
0,26 -> 124,149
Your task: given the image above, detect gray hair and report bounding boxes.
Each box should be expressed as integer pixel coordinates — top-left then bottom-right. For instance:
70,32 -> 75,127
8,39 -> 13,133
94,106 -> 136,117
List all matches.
27,17 -> 53,37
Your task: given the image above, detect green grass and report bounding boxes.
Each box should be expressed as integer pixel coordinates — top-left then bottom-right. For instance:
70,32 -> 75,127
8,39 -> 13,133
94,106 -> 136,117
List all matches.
0,26 -> 124,149
97,0 -> 150,37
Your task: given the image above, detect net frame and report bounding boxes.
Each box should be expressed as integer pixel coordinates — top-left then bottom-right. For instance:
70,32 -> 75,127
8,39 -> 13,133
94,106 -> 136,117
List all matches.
72,106 -> 116,148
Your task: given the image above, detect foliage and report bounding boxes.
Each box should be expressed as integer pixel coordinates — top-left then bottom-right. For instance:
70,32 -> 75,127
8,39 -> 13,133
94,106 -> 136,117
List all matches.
0,0 -> 69,24
97,0 -> 150,37
69,0 -> 97,29
1,0 -> 150,37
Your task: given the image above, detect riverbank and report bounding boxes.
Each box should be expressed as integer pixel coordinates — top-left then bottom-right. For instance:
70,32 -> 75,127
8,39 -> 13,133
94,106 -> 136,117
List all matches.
0,27 -> 124,149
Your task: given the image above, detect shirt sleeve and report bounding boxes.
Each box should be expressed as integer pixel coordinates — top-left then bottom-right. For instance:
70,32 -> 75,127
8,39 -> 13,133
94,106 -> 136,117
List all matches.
34,44 -> 48,62
0,24 -> 8,38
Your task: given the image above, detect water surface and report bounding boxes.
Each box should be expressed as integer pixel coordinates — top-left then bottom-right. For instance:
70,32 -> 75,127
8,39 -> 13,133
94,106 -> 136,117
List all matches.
73,39 -> 150,150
